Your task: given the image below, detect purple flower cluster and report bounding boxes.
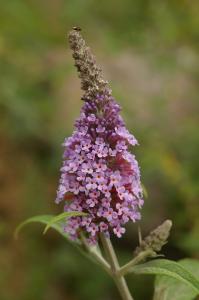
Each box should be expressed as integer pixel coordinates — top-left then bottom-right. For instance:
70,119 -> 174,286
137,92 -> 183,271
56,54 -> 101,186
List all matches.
56,92 -> 144,243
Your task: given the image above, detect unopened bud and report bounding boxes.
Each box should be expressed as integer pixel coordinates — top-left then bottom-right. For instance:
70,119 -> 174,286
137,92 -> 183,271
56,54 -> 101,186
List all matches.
134,220 -> 172,256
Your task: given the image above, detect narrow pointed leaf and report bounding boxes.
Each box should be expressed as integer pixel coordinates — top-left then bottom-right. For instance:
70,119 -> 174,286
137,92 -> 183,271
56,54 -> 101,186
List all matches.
14,214 -> 108,271
15,212 -> 86,239
131,259 -> 199,294
43,211 -> 87,234
14,214 -> 65,239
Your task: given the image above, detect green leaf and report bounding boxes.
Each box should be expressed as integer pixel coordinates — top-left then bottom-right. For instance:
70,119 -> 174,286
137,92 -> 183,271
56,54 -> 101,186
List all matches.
14,212 -> 86,239
14,214 -> 64,239
153,259 -> 199,300
131,259 -> 199,294
43,211 -> 87,234
14,213 -> 104,270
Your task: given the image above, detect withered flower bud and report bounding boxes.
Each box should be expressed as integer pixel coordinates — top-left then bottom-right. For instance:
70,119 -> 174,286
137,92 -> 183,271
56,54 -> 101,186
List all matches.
68,29 -> 110,100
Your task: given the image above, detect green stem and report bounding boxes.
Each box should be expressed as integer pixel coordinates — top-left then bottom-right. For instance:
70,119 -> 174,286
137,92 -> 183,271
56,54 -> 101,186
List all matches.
100,234 -> 134,300
118,249 -> 154,277
80,233 -> 111,275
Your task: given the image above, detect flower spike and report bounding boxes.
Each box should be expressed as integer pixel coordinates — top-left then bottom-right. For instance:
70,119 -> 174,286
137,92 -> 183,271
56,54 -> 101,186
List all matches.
56,29 -> 144,243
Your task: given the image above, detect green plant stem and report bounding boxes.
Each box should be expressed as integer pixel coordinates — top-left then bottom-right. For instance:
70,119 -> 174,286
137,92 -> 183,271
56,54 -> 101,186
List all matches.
100,233 -> 134,300
118,249 -> 155,277
80,233 -> 111,275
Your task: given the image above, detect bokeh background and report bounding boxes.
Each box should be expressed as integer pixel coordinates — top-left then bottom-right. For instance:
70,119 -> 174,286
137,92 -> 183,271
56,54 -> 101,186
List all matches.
0,1 -> 199,299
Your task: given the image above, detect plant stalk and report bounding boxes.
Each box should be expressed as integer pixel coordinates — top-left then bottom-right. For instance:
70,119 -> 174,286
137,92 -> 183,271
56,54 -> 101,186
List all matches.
100,233 -> 134,300
118,249 -> 154,277
79,233 -> 111,275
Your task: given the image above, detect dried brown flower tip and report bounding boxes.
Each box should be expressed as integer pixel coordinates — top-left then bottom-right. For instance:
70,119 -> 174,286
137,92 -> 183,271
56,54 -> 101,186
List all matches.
134,220 -> 172,256
68,28 -> 110,100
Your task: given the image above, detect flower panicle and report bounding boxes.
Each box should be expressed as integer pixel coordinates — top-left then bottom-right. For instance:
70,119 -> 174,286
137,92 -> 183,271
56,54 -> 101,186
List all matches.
56,28 -> 144,244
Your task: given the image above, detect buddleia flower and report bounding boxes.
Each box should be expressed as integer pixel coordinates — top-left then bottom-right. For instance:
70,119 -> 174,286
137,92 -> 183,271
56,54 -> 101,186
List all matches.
56,28 -> 144,243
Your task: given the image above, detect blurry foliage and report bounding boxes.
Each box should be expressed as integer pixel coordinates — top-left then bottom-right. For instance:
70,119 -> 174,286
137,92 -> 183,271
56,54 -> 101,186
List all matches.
0,0 -> 198,299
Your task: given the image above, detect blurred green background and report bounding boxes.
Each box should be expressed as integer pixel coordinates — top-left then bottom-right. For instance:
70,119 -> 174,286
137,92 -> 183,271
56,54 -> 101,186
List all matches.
0,0 -> 199,299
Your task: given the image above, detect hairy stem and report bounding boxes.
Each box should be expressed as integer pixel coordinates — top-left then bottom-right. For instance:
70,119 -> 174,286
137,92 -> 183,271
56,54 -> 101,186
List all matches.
100,234 -> 134,300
